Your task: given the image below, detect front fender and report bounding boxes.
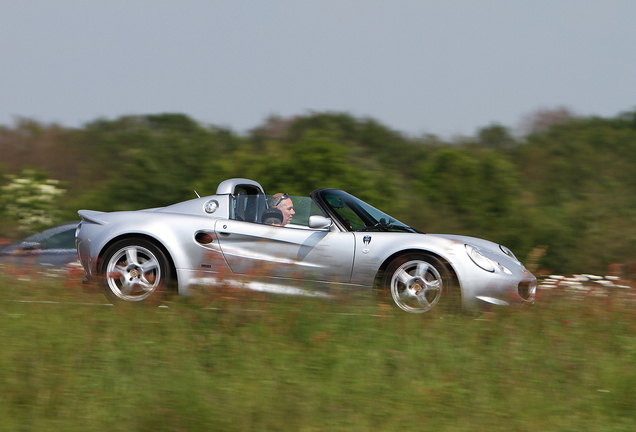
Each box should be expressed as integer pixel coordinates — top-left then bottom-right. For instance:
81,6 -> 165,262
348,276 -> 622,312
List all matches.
350,233 -> 463,286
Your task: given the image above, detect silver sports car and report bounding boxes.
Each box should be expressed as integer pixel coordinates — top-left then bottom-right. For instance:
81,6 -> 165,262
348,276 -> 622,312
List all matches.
76,178 -> 536,313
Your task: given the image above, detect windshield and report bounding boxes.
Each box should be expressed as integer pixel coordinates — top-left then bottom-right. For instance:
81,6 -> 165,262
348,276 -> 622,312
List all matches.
316,189 -> 420,233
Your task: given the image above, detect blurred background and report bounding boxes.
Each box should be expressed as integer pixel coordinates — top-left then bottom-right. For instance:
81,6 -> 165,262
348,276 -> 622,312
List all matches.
3,109 -> 636,277
2,1 -> 636,276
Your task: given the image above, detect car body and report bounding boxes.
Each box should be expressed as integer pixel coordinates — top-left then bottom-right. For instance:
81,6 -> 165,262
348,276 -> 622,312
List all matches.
0,222 -> 80,270
75,178 -> 536,313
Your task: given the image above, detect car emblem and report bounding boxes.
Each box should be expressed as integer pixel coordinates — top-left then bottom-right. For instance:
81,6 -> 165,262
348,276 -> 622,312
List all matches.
363,235 -> 371,245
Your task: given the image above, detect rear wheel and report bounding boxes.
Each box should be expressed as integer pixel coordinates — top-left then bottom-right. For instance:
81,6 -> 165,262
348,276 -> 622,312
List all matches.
383,253 -> 456,314
99,238 -> 171,303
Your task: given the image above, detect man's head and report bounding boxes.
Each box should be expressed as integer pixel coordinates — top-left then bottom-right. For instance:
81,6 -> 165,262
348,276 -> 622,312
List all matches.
269,193 -> 295,226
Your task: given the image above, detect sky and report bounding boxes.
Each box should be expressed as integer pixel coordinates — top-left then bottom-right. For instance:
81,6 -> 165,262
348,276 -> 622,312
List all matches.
2,1 -> 636,138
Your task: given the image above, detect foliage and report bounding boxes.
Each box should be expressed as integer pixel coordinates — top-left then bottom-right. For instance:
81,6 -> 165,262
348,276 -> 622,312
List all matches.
1,109 -> 636,274
195,126 -> 400,210
510,112 -> 636,273
0,169 -> 66,235
477,123 -> 517,149
416,148 -> 519,221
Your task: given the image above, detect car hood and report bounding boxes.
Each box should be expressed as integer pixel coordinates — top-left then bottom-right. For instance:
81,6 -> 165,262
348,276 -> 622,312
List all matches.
428,234 -> 514,260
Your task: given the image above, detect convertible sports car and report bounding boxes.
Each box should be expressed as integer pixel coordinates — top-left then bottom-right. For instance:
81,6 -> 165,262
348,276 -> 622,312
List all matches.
75,178 -> 536,313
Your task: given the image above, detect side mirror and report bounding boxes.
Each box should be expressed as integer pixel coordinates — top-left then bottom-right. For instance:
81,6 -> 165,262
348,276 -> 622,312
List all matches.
308,215 -> 332,230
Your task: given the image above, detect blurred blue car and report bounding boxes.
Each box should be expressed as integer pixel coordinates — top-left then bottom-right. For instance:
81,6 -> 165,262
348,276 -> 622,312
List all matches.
0,222 -> 80,270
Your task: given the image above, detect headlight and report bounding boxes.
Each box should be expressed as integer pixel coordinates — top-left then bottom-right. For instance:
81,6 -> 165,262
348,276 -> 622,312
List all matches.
499,245 -> 517,261
465,244 -> 495,272
496,262 -> 513,275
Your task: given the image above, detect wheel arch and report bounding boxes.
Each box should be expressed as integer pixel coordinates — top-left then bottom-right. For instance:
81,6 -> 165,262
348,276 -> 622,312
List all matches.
374,248 -> 459,290
98,233 -> 178,289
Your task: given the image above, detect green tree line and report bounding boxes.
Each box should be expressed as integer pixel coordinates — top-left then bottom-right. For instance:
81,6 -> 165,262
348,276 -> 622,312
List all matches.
2,110 -> 636,276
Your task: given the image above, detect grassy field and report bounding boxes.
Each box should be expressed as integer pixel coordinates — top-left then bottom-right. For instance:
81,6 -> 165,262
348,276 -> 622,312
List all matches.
1,269 -> 636,431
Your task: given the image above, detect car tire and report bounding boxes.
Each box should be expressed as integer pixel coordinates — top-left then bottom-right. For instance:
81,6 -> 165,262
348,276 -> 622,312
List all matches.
382,253 -> 457,314
99,238 -> 172,303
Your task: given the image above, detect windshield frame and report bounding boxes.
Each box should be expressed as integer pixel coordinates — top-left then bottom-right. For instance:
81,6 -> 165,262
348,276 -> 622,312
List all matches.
311,189 -> 421,233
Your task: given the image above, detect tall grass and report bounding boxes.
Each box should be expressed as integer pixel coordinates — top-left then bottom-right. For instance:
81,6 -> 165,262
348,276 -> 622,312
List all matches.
1,270 -> 635,431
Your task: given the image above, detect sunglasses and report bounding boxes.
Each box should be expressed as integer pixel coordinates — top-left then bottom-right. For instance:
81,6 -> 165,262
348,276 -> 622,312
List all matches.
273,193 -> 289,207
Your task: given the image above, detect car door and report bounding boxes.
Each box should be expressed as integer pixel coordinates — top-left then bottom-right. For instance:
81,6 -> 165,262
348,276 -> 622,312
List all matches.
214,219 -> 355,286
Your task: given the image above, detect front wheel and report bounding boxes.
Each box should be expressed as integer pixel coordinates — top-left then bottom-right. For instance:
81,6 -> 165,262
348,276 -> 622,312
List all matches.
383,254 -> 456,314
99,238 -> 172,303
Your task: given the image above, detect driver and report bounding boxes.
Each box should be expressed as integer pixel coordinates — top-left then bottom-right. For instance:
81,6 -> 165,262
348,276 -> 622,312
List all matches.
269,193 -> 295,226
